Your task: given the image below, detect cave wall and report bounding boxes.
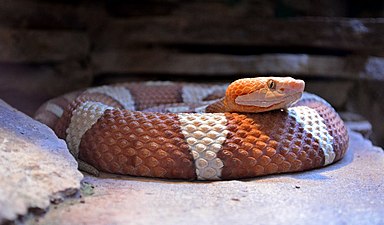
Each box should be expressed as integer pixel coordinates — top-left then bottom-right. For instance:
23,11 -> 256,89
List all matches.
0,0 -> 383,145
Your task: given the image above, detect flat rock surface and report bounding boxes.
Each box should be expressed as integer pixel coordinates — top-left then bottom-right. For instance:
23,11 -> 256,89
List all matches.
30,131 -> 384,225
0,100 -> 83,224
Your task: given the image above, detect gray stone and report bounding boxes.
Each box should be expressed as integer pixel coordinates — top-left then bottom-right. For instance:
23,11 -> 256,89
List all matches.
362,57 -> 384,80
0,99 -> 83,224
30,131 -> 383,225
340,112 -> 372,138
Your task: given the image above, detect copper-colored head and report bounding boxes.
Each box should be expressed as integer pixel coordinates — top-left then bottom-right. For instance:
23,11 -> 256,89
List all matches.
225,77 -> 305,112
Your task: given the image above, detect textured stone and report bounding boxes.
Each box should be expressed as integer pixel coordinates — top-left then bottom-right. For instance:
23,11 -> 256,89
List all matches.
92,51 -> 384,80
0,62 -> 92,116
305,80 -> 354,110
347,80 -> 384,147
340,112 -> 372,138
94,18 -> 384,53
29,131 -> 383,225
105,1 -> 274,18
362,57 -> 384,80
0,28 -> 89,63
0,99 -> 83,224
0,0 -> 85,29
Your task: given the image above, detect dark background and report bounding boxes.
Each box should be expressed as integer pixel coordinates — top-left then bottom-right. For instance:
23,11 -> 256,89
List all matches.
0,0 -> 383,146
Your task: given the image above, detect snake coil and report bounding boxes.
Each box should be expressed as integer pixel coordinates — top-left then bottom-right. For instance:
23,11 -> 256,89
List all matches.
35,79 -> 349,180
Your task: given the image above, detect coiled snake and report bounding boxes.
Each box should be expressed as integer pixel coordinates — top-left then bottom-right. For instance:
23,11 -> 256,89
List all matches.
35,77 -> 349,180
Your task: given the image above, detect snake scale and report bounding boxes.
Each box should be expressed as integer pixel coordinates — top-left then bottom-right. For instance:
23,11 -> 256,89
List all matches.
35,77 -> 349,180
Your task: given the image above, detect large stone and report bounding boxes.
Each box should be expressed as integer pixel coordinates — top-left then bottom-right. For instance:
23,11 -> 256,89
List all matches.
0,62 -> 92,116
305,80 -> 353,110
0,0 -> 108,30
92,51 -> 384,80
347,80 -> 384,147
105,1 -> 275,18
340,112 -> 373,139
0,99 -> 83,224
30,131 -> 383,225
95,18 -> 384,53
0,0 -> 85,29
0,28 -> 89,63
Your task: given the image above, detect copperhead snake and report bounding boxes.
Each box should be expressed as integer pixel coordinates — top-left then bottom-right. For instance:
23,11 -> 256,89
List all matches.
35,77 -> 349,180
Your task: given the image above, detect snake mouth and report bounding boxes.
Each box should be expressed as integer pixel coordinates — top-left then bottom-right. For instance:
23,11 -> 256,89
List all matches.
235,92 -> 302,108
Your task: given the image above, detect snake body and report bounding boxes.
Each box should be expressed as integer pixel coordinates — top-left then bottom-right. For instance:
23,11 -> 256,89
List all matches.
35,78 -> 349,180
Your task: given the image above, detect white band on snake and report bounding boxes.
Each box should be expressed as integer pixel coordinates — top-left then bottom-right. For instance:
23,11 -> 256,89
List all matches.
35,77 -> 349,180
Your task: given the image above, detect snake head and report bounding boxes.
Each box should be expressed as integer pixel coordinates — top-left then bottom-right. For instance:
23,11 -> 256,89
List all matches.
225,77 -> 305,113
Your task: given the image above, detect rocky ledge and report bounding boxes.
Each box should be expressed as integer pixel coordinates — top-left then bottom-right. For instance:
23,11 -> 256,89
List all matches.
0,99 -> 83,224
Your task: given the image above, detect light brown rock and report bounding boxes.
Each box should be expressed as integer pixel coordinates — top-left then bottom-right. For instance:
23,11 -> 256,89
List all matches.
30,131 -> 384,225
0,100 -> 83,224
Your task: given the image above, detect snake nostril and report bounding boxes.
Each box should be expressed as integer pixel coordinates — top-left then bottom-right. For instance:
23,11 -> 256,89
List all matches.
280,88 -> 285,91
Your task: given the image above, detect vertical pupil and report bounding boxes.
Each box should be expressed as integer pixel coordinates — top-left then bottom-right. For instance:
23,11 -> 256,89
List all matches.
269,81 -> 275,89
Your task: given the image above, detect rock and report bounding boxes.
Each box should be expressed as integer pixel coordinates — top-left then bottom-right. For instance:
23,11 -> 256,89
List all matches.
280,0 -> 346,17
0,62 -> 91,116
362,57 -> 384,80
30,131 -> 383,225
0,0 -> 108,31
0,28 -> 89,63
345,121 -> 373,138
0,99 -> 83,224
305,80 -> 353,110
92,51 -> 384,80
340,112 -> 372,138
347,80 -> 384,147
0,0 -> 85,30
94,17 -> 384,54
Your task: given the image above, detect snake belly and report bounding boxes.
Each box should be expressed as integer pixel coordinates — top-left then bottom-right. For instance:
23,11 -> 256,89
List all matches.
35,82 -> 349,180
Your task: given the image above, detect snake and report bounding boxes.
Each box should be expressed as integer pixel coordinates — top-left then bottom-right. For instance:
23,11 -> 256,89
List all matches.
35,77 -> 349,180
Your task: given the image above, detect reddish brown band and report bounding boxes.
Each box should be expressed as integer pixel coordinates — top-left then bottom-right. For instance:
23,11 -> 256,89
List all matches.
79,110 -> 197,179
219,111 -> 324,179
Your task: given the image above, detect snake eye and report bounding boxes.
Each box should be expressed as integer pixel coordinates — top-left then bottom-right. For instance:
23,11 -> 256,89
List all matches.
267,80 -> 276,90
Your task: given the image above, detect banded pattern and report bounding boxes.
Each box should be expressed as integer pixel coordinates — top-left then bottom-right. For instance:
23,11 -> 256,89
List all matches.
35,81 -> 349,180
86,86 -> 135,110
177,113 -> 228,180
66,101 -> 113,158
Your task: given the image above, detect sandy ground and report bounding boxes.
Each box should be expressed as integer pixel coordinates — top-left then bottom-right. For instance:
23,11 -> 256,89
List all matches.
28,131 -> 384,225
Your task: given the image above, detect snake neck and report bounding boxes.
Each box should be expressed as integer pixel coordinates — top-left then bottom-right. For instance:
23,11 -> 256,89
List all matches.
205,98 -> 226,113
